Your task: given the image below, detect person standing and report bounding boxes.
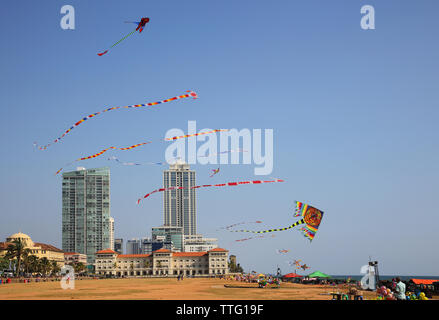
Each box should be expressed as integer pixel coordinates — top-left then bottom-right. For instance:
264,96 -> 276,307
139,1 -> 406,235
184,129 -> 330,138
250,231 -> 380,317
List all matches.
394,277 -> 406,300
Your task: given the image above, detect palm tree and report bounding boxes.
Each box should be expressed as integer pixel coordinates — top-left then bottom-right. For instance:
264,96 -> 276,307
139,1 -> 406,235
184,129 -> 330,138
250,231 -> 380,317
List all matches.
21,249 -> 33,275
27,255 -> 39,274
51,260 -> 61,276
39,257 -> 51,277
5,238 -> 26,277
0,256 -> 10,271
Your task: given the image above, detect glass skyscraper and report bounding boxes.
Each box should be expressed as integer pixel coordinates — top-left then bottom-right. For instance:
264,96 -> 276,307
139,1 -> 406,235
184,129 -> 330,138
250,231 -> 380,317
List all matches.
62,167 -> 112,264
152,226 -> 184,252
163,161 -> 196,235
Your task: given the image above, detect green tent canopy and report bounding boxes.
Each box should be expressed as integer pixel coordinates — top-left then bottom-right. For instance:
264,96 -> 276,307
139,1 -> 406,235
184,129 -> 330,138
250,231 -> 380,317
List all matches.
307,271 -> 331,278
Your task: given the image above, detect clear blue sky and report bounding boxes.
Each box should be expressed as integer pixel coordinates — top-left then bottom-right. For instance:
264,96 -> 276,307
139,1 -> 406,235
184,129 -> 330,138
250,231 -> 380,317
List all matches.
1,0 -> 438,276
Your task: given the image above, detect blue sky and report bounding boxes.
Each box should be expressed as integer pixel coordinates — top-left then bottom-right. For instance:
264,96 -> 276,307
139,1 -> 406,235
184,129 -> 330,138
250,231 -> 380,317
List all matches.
1,0 -> 438,276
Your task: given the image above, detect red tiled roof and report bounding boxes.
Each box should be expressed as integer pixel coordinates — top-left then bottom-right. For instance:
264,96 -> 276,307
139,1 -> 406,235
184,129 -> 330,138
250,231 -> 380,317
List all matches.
208,248 -> 228,252
0,242 -> 12,250
96,249 -> 117,254
153,249 -> 171,253
34,243 -> 64,253
173,252 -> 207,257
411,279 -> 438,285
118,254 -> 151,258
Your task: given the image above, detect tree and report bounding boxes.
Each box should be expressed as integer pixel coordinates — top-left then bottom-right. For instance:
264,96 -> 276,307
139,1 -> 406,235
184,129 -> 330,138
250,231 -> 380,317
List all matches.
51,260 -> 61,276
5,238 -> 26,276
21,249 -> 34,274
0,256 -> 9,271
26,255 -> 39,274
73,262 -> 85,274
39,257 -> 51,277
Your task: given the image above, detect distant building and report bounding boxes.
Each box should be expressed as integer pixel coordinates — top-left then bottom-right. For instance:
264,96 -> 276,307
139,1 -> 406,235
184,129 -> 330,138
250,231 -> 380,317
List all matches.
64,252 -> 87,265
140,238 -> 173,255
163,161 -> 196,235
109,217 -> 114,251
114,238 -> 123,254
0,232 -> 64,266
95,248 -> 229,277
229,255 -> 237,266
183,234 -> 218,252
152,226 -> 184,252
61,167 -> 113,265
126,239 -> 141,255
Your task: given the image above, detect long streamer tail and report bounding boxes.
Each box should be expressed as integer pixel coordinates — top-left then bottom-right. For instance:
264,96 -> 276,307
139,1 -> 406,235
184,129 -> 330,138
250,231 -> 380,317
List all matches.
35,90 -> 198,150
230,219 -> 306,234
97,29 -> 137,56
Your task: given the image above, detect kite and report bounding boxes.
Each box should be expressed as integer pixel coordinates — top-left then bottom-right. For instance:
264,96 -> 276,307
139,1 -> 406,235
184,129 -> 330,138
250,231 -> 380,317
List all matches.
98,17 -> 150,56
229,201 -> 324,242
300,264 -> 310,271
293,260 -> 302,268
107,156 -> 165,166
137,178 -> 285,204
55,129 -> 224,175
209,168 -> 220,178
34,90 -> 198,150
276,249 -> 290,254
217,220 -> 263,231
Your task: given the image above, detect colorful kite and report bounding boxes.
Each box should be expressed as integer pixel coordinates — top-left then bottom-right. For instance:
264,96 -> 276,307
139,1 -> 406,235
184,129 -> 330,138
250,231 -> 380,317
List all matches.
55,129 -> 224,175
107,156 -> 165,166
35,91 -> 198,150
209,168 -> 220,178
229,201 -> 324,242
276,249 -> 290,254
300,264 -> 310,271
137,178 -> 285,204
98,17 -> 150,56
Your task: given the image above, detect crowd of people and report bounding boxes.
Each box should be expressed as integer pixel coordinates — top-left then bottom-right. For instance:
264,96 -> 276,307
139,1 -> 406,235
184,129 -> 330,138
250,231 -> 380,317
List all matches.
376,277 -> 430,300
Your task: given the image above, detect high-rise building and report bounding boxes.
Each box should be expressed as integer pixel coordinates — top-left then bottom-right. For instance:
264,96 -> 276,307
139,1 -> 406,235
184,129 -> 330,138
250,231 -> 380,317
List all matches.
62,167 -> 112,264
114,238 -> 123,254
140,238 -> 173,254
109,217 -> 114,251
152,226 -> 184,252
183,234 -> 218,252
163,160 -> 196,235
126,239 -> 141,255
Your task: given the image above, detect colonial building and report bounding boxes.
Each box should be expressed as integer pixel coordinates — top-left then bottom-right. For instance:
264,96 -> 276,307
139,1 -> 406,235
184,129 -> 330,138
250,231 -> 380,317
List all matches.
64,252 -> 88,265
95,248 -> 229,277
0,232 -> 64,266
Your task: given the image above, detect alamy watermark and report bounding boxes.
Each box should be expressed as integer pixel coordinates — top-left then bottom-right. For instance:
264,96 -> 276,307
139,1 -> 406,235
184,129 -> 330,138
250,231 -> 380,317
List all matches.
60,265 -> 75,290
164,121 -> 273,175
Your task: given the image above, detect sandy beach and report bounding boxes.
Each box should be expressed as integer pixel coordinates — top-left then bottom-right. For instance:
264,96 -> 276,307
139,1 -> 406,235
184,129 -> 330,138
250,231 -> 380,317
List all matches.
0,277 -> 398,300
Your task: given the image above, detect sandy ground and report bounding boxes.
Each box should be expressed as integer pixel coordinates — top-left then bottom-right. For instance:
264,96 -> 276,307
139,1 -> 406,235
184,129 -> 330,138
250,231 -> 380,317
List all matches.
0,278 -> 383,300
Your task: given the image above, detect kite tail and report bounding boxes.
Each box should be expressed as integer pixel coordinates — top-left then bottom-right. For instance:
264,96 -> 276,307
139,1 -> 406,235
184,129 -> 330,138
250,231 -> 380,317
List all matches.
97,29 -> 137,56
97,50 -> 108,56
231,219 -> 306,234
